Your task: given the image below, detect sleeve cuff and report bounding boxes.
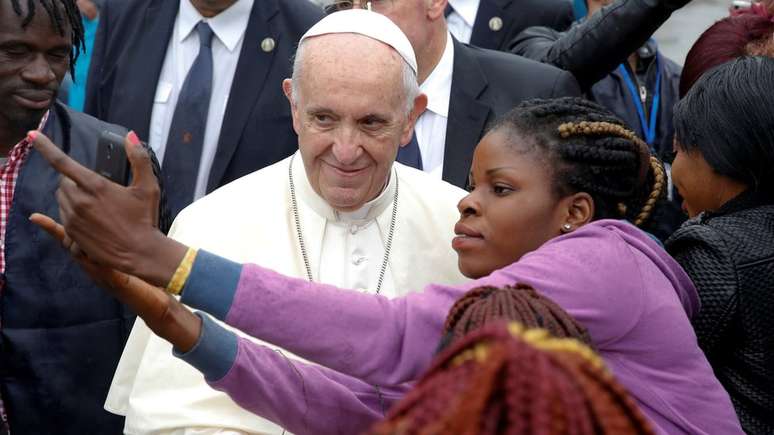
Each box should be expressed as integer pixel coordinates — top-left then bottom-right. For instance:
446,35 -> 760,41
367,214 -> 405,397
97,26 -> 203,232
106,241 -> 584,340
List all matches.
174,312 -> 238,382
180,249 -> 242,320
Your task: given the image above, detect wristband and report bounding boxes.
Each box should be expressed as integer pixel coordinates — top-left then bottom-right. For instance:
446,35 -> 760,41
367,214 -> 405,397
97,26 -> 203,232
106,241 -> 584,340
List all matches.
165,247 -> 199,295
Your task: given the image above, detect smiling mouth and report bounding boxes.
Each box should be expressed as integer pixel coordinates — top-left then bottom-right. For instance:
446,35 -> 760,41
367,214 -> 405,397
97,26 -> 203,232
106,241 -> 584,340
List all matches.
324,161 -> 368,177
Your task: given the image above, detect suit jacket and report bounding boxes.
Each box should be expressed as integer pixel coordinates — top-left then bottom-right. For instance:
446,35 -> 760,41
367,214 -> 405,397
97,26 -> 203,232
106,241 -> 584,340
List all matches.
85,0 -> 322,193
442,38 -> 581,187
469,0 -> 573,51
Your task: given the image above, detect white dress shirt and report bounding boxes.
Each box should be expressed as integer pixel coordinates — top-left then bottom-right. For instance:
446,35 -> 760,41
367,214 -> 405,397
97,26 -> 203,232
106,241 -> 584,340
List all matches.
148,0 -> 253,200
414,31 -> 454,179
446,0 -> 481,44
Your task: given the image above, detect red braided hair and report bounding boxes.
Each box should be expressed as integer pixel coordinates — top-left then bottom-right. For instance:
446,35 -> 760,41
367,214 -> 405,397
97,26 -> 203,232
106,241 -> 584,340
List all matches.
369,322 -> 654,435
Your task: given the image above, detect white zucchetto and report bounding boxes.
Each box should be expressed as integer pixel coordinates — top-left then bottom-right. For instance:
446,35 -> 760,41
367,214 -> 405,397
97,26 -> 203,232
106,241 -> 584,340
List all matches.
300,9 -> 418,76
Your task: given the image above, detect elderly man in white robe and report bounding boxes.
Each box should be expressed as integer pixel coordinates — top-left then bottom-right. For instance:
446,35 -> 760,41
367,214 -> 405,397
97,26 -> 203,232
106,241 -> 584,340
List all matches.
104,10 -> 468,435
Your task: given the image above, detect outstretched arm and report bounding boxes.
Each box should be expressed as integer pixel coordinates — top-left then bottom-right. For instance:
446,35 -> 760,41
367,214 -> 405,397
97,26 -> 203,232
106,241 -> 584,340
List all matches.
510,0 -> 691,90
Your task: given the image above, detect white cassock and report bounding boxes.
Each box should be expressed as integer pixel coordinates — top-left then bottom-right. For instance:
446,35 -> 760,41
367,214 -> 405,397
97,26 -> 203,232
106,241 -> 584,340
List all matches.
104,152 -> 468,434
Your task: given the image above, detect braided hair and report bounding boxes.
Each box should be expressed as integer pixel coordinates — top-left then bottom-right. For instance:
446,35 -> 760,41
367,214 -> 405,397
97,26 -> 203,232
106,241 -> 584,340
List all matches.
489,97 -> 666,229
9,0 -> 85,77
437,284 -> 592,352
369,322 -> 654,435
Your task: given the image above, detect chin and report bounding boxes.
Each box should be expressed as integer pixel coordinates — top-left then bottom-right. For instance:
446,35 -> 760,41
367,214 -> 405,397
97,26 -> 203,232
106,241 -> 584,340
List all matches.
457,258 -> 493,280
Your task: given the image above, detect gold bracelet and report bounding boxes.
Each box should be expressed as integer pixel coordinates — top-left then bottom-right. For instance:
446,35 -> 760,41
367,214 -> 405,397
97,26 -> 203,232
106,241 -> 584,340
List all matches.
165,247 -> 199,295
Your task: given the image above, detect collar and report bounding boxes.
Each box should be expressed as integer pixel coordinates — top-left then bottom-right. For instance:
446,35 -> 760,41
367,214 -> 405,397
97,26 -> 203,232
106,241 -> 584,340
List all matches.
6,110 -> 49,158
703,189 -> 774,220
178,0 -> 254,52
421,32 -> 454,118
292,151 -> 397,223
447,0 -> 481,28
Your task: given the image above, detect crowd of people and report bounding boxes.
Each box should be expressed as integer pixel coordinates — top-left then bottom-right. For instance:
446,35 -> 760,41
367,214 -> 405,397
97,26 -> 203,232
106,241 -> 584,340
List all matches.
0,0 -> 772,434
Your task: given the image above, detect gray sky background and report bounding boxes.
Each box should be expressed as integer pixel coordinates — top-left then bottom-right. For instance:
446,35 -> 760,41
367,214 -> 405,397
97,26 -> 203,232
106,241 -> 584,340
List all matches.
654,0 -> 729,64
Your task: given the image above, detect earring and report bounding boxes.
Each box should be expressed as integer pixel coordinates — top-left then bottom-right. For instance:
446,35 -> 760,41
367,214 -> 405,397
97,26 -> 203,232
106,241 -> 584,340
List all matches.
561,223 -> 573,233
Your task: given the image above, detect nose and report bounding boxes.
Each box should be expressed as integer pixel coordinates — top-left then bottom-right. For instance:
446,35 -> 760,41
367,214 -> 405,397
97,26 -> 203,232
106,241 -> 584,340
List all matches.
331,126 -> 362,166
21,54 -> 57,87
457,191 -> 480,218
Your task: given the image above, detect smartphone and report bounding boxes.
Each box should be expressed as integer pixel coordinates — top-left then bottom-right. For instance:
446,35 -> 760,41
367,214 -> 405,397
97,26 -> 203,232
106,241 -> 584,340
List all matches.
95,130 -> 130,186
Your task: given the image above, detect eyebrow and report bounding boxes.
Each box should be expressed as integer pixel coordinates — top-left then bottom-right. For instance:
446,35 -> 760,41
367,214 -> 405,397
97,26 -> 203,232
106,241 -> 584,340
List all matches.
485,167 -> 519,176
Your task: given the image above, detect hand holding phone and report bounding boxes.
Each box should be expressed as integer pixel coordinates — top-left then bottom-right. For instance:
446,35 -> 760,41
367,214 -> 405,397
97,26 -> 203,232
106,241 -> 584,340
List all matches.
95,130 -> 131,186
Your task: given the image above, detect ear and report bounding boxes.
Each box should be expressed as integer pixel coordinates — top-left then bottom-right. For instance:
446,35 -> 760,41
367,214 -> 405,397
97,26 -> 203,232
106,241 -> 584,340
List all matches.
427,0 -> 447,20
559,192 -> 594,232
282,78 -> 301,134
399,93 -> 428,148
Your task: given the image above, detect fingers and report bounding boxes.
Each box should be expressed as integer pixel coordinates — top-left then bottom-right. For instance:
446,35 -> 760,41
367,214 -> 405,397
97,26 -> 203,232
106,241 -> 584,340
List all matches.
124,131 -> 158,193
28,131 -> 98,192
29,213 -> 65,243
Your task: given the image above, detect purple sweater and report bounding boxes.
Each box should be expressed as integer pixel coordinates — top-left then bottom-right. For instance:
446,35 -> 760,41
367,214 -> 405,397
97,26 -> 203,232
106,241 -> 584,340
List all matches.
177,220 -> 743,434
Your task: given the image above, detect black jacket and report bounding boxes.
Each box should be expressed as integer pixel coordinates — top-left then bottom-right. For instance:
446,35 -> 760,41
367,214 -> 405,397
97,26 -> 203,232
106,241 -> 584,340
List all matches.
467,0 -> 573,51
666,191 -> 774,434
85,0 -> 322,195
442,38 -> 581,187
509,0 -> 689,90
0,103 -> 167,434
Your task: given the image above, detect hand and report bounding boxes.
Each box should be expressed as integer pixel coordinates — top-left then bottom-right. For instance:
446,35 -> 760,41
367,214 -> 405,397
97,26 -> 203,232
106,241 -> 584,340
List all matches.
28,130 -> 186,287
30,213 -> 202,352
76,0 -> 99,20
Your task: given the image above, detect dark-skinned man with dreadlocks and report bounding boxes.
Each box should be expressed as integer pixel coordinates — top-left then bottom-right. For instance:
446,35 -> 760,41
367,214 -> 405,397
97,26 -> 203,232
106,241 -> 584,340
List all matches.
0,1 -> 169,433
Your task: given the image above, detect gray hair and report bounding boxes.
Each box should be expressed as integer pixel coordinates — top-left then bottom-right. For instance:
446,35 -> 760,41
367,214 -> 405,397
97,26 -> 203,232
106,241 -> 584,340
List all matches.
291,39 -> 420,115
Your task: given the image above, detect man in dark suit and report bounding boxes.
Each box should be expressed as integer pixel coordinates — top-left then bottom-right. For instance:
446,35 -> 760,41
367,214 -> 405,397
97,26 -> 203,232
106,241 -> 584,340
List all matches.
85,0 -> 322,217
446,0 -> 573,51
327,0 -> 580,188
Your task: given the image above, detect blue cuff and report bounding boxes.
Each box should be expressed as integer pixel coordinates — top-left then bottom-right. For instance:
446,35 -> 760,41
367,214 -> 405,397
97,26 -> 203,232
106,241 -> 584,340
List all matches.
174,312 -> 238,382
180,249 -> 242,321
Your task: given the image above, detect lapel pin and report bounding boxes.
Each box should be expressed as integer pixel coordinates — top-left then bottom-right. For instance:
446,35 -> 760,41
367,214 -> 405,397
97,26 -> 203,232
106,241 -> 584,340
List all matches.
261,37 -> 276,53
489,16 -> 503,32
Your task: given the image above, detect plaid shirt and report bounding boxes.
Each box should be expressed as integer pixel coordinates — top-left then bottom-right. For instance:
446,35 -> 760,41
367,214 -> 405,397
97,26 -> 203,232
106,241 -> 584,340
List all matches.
0,112 -> 49,435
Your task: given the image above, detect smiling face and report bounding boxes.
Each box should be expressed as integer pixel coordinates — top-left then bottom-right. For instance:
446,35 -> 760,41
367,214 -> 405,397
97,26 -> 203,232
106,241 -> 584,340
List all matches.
283,34 -> 424,212
0,1 -> 70,144
453,130 -> 573,279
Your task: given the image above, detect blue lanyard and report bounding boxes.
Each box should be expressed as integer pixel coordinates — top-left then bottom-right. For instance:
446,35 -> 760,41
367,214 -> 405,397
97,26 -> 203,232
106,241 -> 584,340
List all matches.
618,55 -> 661,148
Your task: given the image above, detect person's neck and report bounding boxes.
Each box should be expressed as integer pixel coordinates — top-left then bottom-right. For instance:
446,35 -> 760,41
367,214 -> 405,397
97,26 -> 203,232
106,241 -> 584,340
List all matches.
188,0 -> 236,17
627,53 -> 639,73
0,125 -> 26,157
416,23 -> 448,85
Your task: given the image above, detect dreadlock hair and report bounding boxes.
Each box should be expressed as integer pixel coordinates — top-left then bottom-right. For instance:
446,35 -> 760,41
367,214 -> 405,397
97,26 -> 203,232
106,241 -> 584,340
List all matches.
9,0 -> 85,77
437,284 -> 592,353
488,97 -> 666,229
369,322 -> 654,435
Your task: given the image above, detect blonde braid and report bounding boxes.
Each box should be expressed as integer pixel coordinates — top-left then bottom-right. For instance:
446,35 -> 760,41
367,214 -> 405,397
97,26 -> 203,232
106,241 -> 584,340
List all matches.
633,156 -> 666,227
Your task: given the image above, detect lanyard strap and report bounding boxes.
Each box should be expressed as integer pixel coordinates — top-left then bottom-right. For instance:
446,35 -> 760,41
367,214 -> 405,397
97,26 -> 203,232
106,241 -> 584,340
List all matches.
618,55 -> 661,148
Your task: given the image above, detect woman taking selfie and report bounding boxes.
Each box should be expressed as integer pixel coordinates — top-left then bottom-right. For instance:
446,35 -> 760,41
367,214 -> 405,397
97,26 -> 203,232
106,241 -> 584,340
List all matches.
29,97 -> 742,434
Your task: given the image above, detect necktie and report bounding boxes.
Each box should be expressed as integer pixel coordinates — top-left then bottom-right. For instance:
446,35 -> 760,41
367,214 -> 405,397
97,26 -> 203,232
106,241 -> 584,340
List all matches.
163,21 -> 214,218
396,131 -> 423,170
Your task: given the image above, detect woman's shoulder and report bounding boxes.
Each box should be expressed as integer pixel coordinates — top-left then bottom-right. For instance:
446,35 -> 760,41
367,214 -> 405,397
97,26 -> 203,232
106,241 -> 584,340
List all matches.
668,204 -> 774,265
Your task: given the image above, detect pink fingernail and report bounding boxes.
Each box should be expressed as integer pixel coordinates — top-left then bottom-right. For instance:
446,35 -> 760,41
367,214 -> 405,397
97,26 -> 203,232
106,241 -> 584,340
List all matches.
127,131 -> 141,147
26,131 -> 37,142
